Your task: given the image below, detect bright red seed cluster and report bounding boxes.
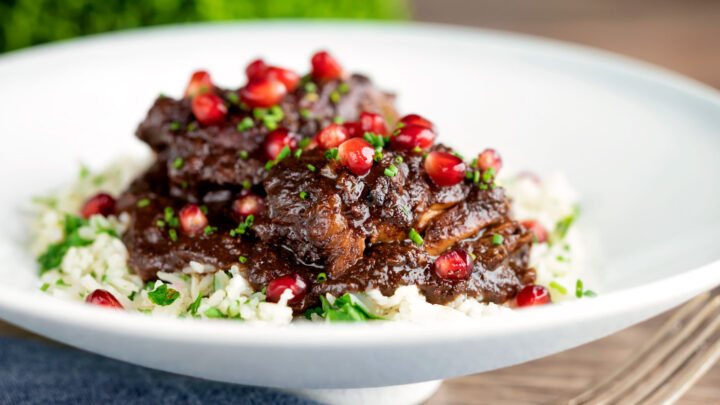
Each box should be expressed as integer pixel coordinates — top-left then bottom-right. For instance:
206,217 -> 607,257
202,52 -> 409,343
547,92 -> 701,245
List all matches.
338,138 -> 375,176
264,128 -> 298,160
434,249 -> 474,280
232,192 -> 264,220
424,151 -> 466,187
81,193 -> 116,219
178,203 -> 208,235
85,289 -> 124,309
266,274 -> 308,304
311,51 -> 343,81
191,93 -> 228,126
516,285 -> 552,307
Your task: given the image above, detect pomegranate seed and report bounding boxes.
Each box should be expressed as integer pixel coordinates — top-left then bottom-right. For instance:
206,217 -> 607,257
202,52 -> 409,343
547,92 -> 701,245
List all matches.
240,78 -> 287,108
516,285 -> 552,307
521,220 -> 548,243
266,66 -> 300,91
434,249 -> 474,280
359,111 -> 387,135
178,204 -> 208,235
85,289 -> 123,309
390,124 -> 436,151
264,129 -> 298,160
184,70 -> 214,98
266,274 -> 308,304
338,138 -> 375,176
343,121 -> 362,138
316,123 -> 349,149
232,192 -> 264,220
424,151 -> 467,187
245,59 -> 268,82
191,93 -> 228,126
399,114 -> 435,132
311,51 -> 343,81
81,193 -> 116,219
477,148 -> 503,173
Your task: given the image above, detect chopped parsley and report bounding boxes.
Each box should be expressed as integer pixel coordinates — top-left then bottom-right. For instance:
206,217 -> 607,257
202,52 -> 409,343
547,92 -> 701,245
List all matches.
238,256 -> 247,263
203,225 -> 217,236
330,90 -> 340,103
128,291 -> 137,301
242,180 -> 251,190
482,167 -> 496,183
363,132 -> 389,149
230,215 -> 254,237
299,108 -> 312,118
187,123 -> 197,132
265,145 -> 292,170
305,293 -> 384,322
137,198 -> 150,208
324,148 -> 339,160
576,279 -> 597,298
148,283 -> 180,306
492,234 -> 504,245
254,105 -> 284,130
226,92 -> 240,104
237,117 -> 254,132
473,170 -> 480,184
199,205 -> 208,214
384,164 -> 399,177
549,281 -> 567,295
55,279 -> 71,287
169,121 -> 181,131
40,283 -> 50,292
168,229 -> 178,242
550,205 -> 580,245
317,273 -> 327,283
37,215 -> 93,274
294,149 -> 302,159
299,191 -> 307,200
408,228 -> 423,245
238,150 -> 249,160
173,157 -> 184,169
299,138 -> 311,148
307,164 -> 316,172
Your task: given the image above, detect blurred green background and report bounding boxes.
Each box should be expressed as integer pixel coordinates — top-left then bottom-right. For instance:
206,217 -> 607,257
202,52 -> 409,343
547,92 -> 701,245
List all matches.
0,0 -> 409,53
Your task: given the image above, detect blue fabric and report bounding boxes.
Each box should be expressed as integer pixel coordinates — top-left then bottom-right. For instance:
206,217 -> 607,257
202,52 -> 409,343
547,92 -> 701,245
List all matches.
0,336 -> 322,405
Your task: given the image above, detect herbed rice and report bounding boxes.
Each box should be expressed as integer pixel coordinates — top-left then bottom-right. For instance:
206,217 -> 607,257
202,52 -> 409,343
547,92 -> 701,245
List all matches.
31,160 -> 589,324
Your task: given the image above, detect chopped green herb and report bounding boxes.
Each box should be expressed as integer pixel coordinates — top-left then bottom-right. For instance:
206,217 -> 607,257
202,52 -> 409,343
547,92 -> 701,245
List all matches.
330,91 -> 340,103
137,198 -> 150,208
242,180 -> 251,190
164,207 -> 174,221
575,279 -> 597,298
556,255 -> 568,262
55,279 -> 71,287
409,228 -> 423,245
294,149 -> 302,159
307,164 -> 316,172
304,82 -> 317,93
238,150 -> 249,160
305,306 -> 324,320
173,157 -> 184,169
337,82 -> 350,94
226,92 -> 239,104
181,181 -> 188,189
549,281 -> 567,295
306,293 -> 384,322
465,171 -> 473,180
412,146 -> 422,153
230,215 -> 255,237
401,205 -> 409,214
384,164 -> 399,177
299,108 -> 312,118
299,191 -> 307,200
199,205 -> 208,214
363,132 -> 388,149
189,295 -> 202,316
479,183 -> 488,190
204,226 -> 217,236
264,119 -> 278,130
169,121 -> 181,131
333,116 -> 344,124
128,291 -> 137,301
237,117 -> 254,132
238,256 -> 247,263
394,156 -> 403,164
492,234 -> 504,245
261,286 -> 267,295
468,251 -> 476,260
396,122 -> 405,129
324,148 -> 339,160
148,283 -> 180,306
265,145 -> 292,170
453,152 -> 464,160
550,205 -> 580,245
374,150 -> 383,162
187,123 -> 196,132
40,283 -> 50,292
204,307 -> 227,319
471,157 -> 478,167
299,138 -> 311,148
473,170 -> 480,184
37,215 -> 93,274
168,229 -> 178,242
482,167 -> 496,183
317,272 -> 327,283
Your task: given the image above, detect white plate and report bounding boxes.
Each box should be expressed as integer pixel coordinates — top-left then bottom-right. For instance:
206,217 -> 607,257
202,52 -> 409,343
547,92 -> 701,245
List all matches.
1,22 -> 720,389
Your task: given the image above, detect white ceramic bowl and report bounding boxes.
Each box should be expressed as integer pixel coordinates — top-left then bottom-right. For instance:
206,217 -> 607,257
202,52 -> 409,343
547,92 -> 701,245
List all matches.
1,22 -> 720,390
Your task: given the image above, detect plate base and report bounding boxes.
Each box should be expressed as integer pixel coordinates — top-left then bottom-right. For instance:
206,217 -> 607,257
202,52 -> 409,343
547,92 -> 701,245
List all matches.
285,380 -> 443,405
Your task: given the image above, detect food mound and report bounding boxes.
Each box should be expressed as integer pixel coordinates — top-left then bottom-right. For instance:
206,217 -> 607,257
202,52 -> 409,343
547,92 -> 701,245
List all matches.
34,52 -> 589,322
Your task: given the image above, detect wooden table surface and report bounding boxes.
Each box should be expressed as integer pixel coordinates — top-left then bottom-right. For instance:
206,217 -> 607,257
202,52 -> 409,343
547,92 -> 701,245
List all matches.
411,1 -> 720,404
3,1 -> 720,404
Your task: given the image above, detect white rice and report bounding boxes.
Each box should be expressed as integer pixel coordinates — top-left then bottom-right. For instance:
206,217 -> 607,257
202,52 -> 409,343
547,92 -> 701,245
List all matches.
32,161 -> 588,324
